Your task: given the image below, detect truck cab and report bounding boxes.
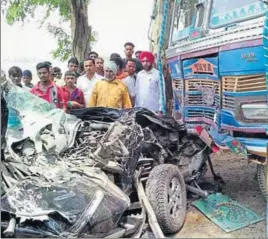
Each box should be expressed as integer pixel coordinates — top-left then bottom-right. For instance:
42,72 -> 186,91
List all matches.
166,0 -> 268,197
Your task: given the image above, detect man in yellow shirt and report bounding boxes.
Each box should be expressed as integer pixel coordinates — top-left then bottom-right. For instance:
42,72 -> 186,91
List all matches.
89,61 -> 132,109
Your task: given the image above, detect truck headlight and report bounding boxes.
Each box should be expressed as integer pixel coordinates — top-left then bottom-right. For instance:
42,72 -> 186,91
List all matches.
241,104 -> 268,120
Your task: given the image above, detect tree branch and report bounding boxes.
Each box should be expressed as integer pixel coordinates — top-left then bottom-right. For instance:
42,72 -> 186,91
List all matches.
3,0 -> 96,62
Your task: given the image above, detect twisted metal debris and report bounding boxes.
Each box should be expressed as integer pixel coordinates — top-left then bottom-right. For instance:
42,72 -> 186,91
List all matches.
2,100 -> 198,238
1,109 -> 158,238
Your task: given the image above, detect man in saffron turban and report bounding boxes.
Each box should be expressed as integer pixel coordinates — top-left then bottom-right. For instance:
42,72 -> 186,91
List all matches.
135,51 -> 165,116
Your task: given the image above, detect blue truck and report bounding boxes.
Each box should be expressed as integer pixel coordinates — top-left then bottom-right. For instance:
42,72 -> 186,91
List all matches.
166,0 -> 268,199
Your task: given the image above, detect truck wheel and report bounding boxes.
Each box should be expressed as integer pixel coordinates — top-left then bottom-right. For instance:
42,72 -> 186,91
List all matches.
257,164 -> 267,201
146,164 -> 187,234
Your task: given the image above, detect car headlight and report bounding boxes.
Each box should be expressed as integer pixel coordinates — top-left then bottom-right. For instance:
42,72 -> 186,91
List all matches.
241,104 -> 268,120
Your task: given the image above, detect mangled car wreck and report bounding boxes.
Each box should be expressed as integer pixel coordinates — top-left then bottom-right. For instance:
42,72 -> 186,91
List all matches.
1,84 -> 220,238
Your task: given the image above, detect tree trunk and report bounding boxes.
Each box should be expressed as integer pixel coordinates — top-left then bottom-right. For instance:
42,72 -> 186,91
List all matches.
69,0 -> 91,63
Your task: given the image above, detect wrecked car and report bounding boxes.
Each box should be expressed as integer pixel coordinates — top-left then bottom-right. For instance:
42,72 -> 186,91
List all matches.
1,83 -> 221,238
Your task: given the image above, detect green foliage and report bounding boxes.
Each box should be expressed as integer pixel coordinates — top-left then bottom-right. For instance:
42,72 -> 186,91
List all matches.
48,25 -> 98,61
47,24 -> 72,61
4,0 -> 70,24
2,0 -> 95,61
90,31 -> 98,46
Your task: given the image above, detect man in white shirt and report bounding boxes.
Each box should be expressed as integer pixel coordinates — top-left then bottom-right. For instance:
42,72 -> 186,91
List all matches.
135,51 -> 165,116
76,58 -> 103,107
122,59 -> 136,106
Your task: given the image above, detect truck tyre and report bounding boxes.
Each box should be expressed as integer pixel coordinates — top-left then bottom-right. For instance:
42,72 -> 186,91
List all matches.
146,164 -> 187,234
257,164 -> 267,201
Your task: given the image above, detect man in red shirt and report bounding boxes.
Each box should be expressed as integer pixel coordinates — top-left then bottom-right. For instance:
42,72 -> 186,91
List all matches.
61,71 -> 85,111
31,62 -> 63,108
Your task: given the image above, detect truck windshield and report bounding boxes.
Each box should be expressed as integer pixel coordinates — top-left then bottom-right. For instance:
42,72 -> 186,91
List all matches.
172,0 -> 198,42
210,0 -> 267,28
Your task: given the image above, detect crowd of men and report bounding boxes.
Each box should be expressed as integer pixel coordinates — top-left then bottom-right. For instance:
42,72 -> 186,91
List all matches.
4,42 -> 165,116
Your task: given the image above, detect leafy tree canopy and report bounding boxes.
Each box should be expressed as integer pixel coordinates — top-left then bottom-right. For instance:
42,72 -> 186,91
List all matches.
2,0 -> 97,61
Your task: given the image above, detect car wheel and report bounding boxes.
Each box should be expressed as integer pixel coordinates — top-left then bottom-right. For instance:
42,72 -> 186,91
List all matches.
146,164 -> 187,234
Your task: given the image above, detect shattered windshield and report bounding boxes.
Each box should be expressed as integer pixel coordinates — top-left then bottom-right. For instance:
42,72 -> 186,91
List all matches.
210,0 -> 267,28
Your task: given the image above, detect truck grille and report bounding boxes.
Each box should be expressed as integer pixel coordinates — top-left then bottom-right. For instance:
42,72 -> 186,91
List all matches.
222,75 -> 266,92
222,95 -> 235,111
172,79 -> 183,90
222,75 -> 266,111
185,79 -> 220,107
185,108 -> 215,121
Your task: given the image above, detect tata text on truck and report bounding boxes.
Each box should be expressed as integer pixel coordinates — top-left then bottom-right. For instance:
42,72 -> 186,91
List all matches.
166,0 -> 268,199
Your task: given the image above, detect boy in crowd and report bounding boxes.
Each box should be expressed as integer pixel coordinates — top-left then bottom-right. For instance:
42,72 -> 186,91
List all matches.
88,51 -> 98,60
8,66 -> 32,91
61,71 -> 85,111
135,51 -> 141,59
68,57 -> 81,78
8,66 -> 23,87
53,67 -> 65,87
22,70 -> 34,88
110,53 -> 121,60
53,67 -> 62,80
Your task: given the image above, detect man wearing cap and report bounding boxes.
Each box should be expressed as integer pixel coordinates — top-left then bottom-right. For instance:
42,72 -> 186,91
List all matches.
135,51 -> 165,116
22,70 -> 34,88
89,61 -> 132,109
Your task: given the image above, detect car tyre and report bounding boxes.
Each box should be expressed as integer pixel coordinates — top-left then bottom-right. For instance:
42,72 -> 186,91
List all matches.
146,164 -> 187,234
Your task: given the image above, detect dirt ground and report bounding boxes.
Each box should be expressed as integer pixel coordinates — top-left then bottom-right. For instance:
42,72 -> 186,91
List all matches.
175,152 -> 267,238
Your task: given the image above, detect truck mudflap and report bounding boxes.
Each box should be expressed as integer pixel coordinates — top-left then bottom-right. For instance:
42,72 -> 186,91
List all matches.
194,125 -> 268,165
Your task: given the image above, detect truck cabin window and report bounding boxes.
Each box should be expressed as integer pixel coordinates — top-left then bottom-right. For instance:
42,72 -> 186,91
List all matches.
195,2 -> 205,28
210,0 -> 266,28
173,0 -> 198,31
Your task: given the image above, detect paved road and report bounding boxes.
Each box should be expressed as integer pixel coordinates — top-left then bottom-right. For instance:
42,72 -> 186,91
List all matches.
175,153 -> 266,238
